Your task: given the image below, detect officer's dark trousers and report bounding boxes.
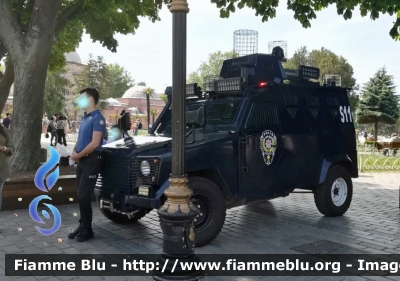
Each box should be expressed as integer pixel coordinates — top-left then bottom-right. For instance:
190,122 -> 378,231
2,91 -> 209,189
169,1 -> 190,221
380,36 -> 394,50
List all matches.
76,151 -> 102,226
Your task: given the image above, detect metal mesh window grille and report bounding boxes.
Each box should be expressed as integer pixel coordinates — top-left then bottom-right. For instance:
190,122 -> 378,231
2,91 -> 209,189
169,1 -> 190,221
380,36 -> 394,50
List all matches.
206,101 -> 241,124
248,103 -> 280,128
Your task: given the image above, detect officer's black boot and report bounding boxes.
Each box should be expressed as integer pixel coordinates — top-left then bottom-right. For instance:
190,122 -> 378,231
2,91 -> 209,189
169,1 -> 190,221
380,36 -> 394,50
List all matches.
68,220 -> 83,239
75,224 -> 94,242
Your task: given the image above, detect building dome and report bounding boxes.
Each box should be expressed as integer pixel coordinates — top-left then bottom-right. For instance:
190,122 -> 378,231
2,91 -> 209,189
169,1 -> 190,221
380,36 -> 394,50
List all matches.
65,52 -> 82,64
122,84 -> 147,98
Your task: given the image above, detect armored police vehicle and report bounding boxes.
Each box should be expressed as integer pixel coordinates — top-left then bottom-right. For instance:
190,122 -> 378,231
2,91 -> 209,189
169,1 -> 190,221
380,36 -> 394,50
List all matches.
96,47 -> 358,247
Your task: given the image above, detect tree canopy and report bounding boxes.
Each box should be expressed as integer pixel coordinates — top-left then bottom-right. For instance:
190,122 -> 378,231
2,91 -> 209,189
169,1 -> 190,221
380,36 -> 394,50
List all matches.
212,0 -> 400,40
106,64 -> 134,98
356,67 -> 399,140
284,46 -> 356,89
187,51 -> 238,89
43,69 -> 71,117
75,55 -> 134,101
75,54 -> 110,99
357,67 -> 399,124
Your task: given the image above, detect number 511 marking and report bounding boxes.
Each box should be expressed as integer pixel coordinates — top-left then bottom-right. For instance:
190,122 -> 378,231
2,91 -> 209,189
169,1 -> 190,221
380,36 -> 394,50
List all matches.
339,106 -> 352,123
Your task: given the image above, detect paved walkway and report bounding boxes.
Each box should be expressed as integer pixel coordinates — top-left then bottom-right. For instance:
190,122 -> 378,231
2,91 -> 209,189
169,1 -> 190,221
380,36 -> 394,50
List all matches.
1,173 -> 400,281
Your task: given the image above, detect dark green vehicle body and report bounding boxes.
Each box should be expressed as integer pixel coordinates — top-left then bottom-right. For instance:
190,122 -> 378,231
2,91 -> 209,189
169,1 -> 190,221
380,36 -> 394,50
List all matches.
95,52 -> 358,245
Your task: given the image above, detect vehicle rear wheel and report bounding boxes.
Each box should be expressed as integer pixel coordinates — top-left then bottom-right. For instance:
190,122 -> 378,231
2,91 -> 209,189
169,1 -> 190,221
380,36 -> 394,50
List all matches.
314,166 -> 353,217
188,177 -> 226,247
97,199 -> 148,223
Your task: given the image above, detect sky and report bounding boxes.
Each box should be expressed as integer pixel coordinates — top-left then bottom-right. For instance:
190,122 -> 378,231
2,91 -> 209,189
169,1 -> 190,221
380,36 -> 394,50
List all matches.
76,0 -> 400,94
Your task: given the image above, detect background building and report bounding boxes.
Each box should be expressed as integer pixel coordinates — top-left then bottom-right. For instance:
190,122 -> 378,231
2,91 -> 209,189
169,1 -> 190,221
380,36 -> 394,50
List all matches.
102,82 -> 165,129
64,52 -> 85,120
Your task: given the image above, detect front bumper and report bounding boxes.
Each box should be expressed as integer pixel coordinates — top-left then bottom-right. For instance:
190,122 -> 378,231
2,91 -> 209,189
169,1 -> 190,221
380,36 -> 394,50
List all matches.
94,188 -> 162,211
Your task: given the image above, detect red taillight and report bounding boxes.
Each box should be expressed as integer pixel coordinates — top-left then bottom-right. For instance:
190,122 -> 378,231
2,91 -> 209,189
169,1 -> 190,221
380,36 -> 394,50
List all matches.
259,82 -> 267,87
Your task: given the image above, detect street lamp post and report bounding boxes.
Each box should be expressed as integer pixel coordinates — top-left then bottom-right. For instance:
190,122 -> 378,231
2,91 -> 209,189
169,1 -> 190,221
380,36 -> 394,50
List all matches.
154,0 -> 202,280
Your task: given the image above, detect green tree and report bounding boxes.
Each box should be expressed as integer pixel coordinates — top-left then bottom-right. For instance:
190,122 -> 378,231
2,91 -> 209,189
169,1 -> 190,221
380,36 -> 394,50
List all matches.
159,94 -> 168,104
150,109 -> 158,124
143,87 -> 155,132
284,47 -> 356,89
348,84 -> 360,115
0,0 -> 164,172
188,50 -> 238,89
283,46 -> 308,70
43,70 -> 70,117
214,0 -> 400,40
356,67 -> 399,142
75,54 -> 110,99
106,64 -> 134,98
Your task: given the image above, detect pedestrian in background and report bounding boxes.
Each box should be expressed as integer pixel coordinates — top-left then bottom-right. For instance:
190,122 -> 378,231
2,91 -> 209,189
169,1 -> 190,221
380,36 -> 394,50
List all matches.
69,88 -> 105,242
2,113 -> 11,130
57,116 -> 67,146
0,123 -> 14,211
42,115 -> 49,135
48,116 -> 58,146
71,119 -> 77,133
134,118 -> 140,136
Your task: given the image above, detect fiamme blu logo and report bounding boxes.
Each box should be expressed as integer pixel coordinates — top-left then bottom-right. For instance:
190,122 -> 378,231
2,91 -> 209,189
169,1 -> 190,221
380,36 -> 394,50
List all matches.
29,146 -> 62,236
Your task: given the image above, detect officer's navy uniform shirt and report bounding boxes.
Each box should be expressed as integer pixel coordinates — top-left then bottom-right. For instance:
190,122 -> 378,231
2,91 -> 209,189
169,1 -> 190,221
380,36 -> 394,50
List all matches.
76,109 -> 106,153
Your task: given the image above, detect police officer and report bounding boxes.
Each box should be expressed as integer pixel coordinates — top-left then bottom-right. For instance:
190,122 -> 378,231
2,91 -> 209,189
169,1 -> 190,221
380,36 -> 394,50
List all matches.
68,88 -> 106,242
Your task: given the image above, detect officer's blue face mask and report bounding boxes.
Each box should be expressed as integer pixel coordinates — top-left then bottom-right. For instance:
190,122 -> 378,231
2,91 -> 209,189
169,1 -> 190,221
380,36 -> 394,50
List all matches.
77,95 -> 90,110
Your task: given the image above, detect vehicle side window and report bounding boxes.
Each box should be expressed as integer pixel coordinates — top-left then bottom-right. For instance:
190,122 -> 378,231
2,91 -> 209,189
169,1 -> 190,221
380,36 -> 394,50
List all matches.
246,103 -> 280,129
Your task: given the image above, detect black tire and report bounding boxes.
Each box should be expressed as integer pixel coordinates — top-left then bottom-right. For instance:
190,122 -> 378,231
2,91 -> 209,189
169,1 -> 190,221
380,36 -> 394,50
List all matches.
189,177 -> 226,247
97,199 -> 147,223
314,166 -> 353,217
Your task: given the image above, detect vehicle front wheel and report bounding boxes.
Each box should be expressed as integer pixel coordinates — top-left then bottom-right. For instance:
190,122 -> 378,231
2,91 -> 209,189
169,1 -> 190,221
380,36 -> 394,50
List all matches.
97,199 -> 148,223
314,166 -> 353,217
188,177 -> 226,247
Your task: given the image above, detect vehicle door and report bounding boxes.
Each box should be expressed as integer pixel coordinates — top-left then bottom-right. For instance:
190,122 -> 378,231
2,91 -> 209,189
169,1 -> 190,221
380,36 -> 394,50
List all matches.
239,100 -> 283,199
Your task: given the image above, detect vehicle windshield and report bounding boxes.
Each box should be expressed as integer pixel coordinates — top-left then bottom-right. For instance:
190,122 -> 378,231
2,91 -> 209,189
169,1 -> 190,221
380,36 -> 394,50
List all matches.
155,98 -> 242,137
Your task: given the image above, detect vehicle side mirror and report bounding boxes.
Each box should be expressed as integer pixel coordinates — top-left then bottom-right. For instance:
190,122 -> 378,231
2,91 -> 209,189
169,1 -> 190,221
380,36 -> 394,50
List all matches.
186,106 -> 205,127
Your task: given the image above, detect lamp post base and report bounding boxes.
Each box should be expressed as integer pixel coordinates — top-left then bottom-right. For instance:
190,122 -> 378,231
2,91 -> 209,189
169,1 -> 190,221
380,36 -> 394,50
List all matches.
154,176 -> 203,280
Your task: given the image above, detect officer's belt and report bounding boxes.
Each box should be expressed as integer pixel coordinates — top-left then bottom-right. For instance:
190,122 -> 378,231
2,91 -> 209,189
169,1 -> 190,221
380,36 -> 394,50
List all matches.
80,151 -> 101,158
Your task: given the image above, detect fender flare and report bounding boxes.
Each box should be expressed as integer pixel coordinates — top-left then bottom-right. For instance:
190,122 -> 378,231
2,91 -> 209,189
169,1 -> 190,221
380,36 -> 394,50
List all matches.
155,179 -> 170,199
319,155 -> 354,184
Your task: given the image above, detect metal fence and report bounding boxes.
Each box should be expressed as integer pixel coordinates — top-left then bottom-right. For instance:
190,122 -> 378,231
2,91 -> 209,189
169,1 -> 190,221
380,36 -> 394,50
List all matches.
358,155 -> 400,172
66,133 -> 78,143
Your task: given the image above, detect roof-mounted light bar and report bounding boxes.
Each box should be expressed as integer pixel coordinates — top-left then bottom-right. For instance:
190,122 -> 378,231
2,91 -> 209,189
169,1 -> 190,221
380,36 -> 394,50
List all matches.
186,83 -> 197,96
297,65 -> 320,79
215,77 -> 242,93
164,83 -> 199,97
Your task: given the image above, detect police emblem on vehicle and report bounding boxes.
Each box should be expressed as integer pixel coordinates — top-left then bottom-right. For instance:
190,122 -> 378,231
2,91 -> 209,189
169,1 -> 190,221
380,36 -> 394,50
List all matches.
260,130 -> 277,165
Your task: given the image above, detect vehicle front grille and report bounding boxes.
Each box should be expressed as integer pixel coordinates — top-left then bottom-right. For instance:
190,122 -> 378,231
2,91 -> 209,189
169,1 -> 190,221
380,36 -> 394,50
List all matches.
100,153 -> 135,194
132,158 -> 160,189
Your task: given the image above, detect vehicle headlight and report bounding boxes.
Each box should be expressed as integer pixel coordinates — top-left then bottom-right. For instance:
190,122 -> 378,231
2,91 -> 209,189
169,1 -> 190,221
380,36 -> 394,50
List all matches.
140,160 -> 151,176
